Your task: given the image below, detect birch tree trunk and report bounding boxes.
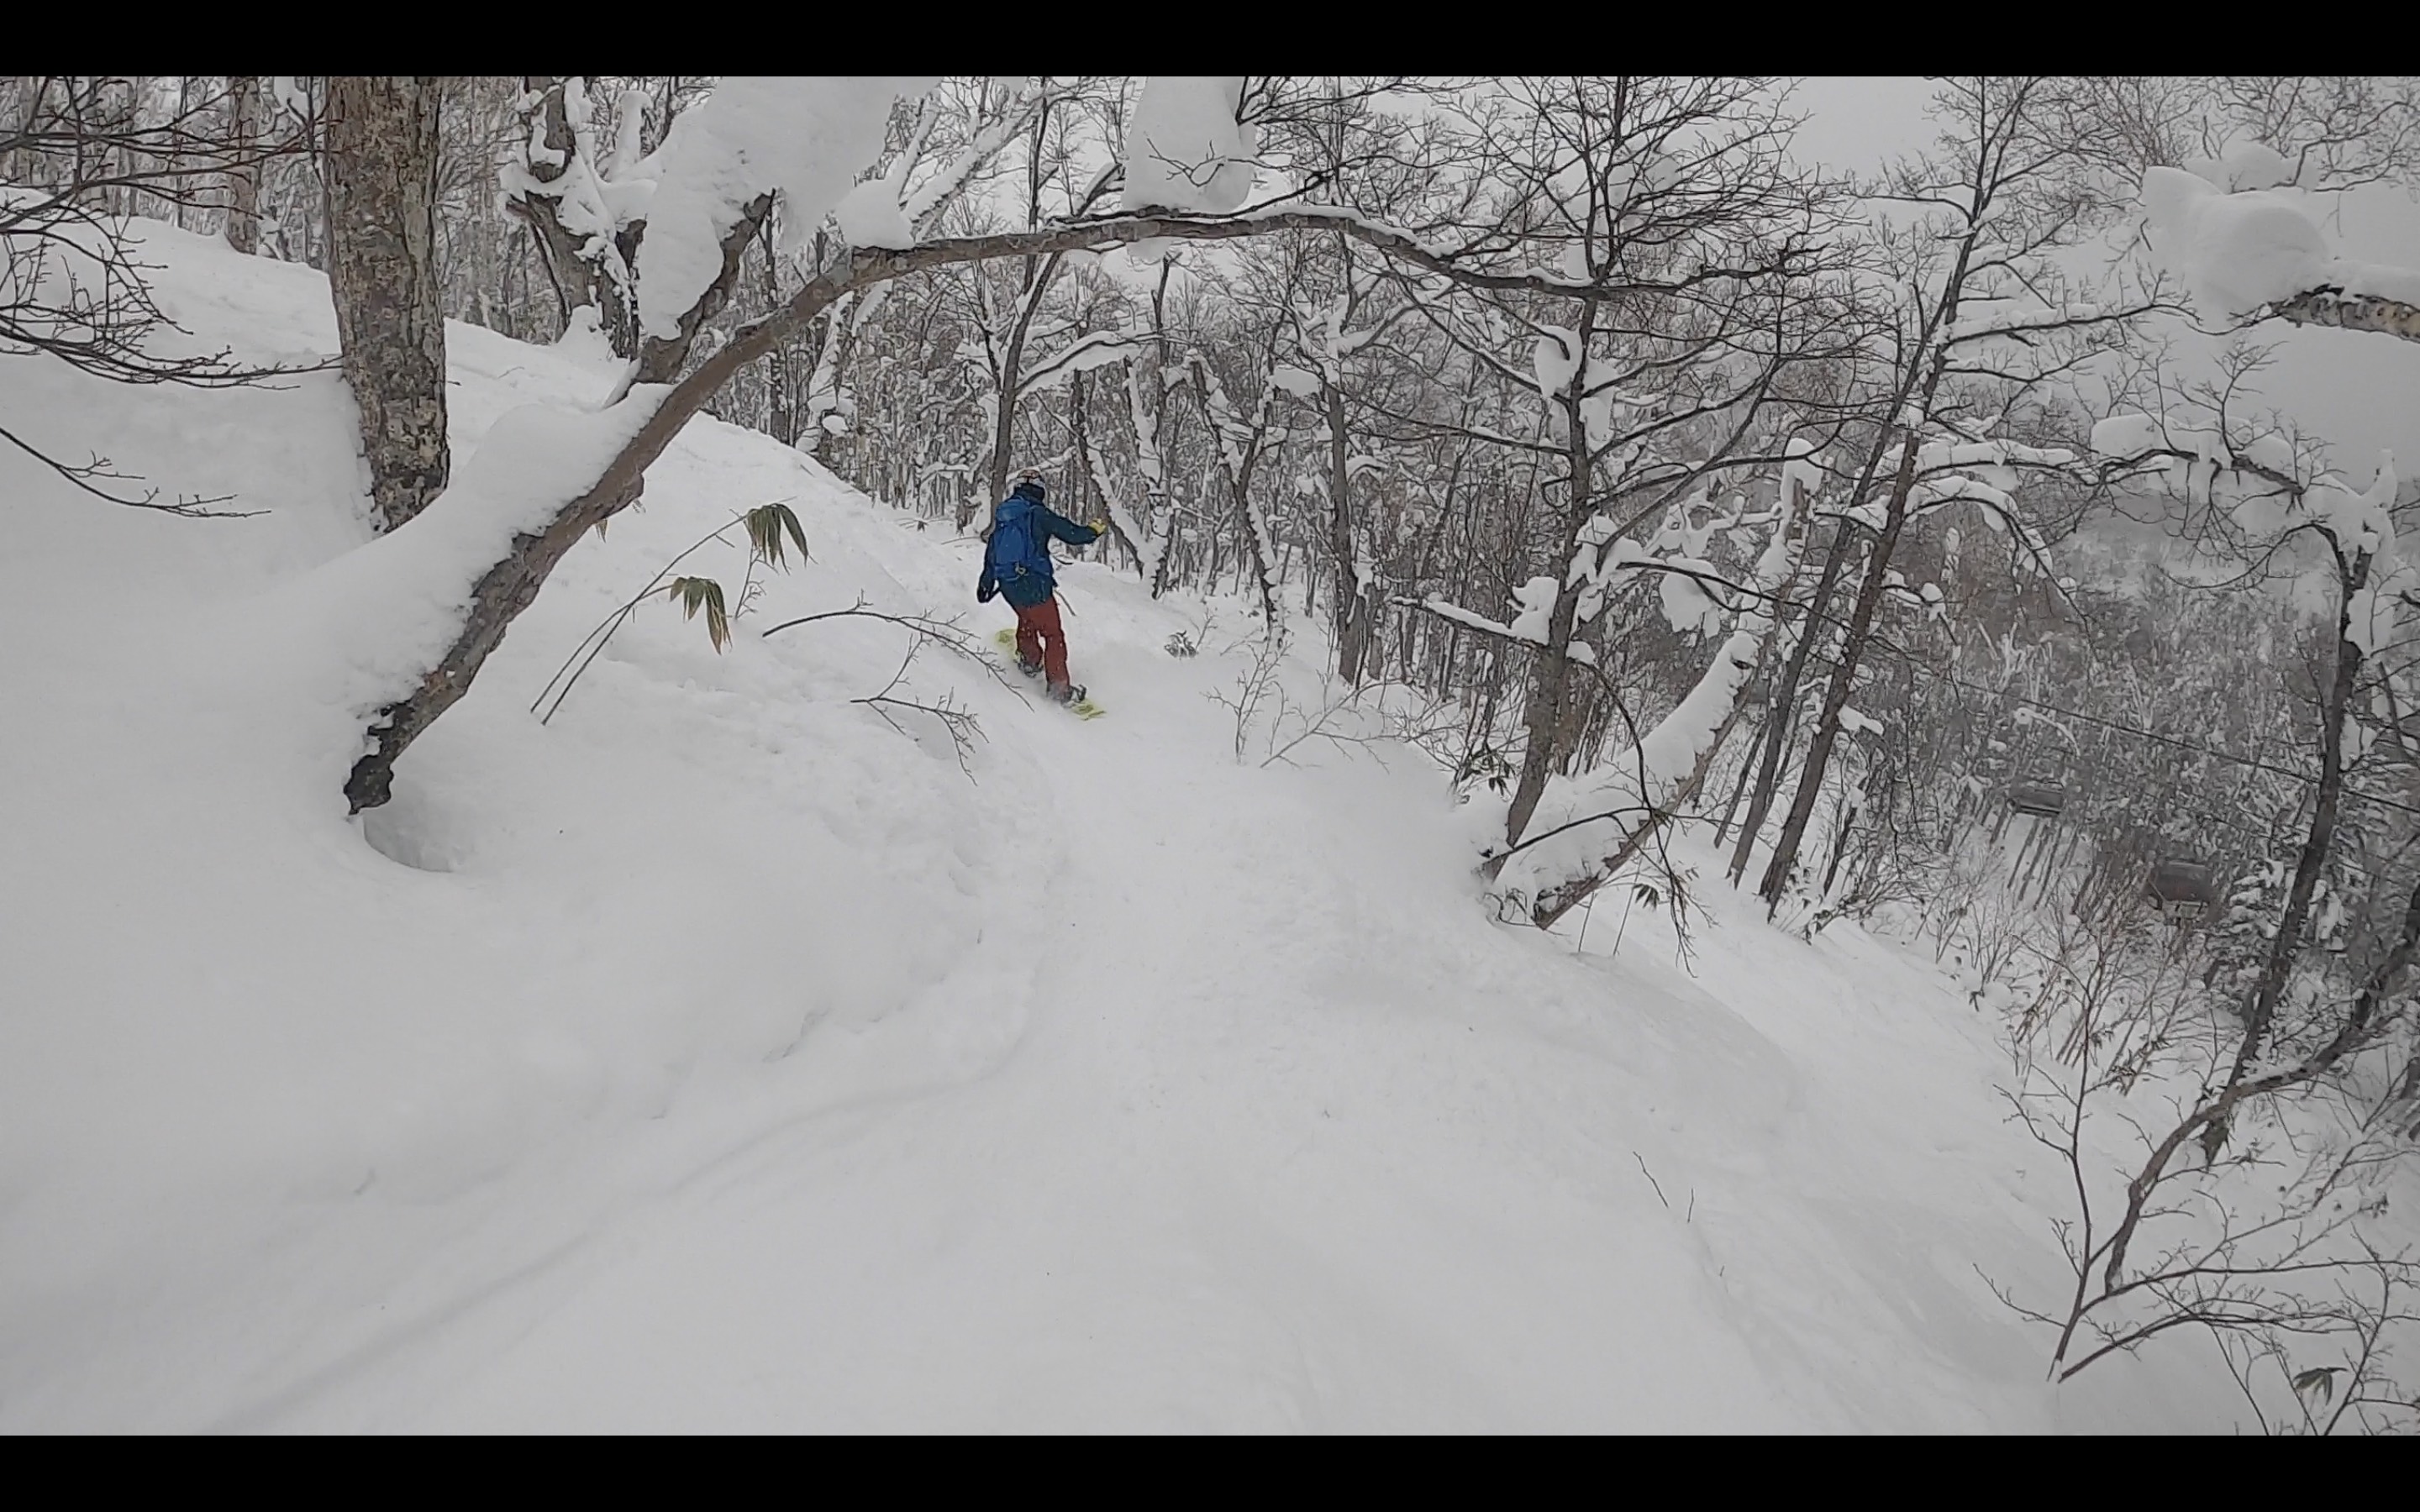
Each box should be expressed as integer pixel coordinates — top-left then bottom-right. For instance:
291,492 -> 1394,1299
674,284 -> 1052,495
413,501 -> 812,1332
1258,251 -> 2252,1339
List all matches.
324,76 -> 448,533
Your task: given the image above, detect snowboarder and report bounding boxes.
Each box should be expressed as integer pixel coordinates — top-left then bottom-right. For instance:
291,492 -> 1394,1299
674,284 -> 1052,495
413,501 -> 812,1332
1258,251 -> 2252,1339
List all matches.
976,469 -> 1104,706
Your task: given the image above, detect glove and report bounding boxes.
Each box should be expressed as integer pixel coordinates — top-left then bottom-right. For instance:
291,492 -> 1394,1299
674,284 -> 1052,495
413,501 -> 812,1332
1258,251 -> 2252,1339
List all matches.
976,575 -> 997,604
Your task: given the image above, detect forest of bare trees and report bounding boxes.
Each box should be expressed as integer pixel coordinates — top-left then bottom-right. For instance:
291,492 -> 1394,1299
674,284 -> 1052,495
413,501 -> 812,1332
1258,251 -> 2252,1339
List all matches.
11,74 -> 2420,1426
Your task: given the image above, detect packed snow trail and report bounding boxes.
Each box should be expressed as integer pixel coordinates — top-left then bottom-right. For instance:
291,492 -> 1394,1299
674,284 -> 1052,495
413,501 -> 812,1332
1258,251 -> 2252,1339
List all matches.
0,221 -> 2251,1431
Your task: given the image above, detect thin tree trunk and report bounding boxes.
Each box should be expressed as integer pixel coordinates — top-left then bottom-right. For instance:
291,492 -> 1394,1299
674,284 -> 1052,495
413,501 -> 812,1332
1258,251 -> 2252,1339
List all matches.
979,294 -> 1031,528
1756,209 -> 1981,908
1712,716 -> 1765,850
1760,433 -> 1923,910
1326,381 -> 1366,682
2207,554 -> 2370,1152
324,76 -> 448,533
1729,514 -> 1853,884
223,75 -> 261,253
1502,300 -> 1599,849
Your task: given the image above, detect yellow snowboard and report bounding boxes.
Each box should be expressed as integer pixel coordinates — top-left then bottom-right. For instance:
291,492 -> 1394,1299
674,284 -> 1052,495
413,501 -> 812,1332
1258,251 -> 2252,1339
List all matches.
993,627 -> 1102,719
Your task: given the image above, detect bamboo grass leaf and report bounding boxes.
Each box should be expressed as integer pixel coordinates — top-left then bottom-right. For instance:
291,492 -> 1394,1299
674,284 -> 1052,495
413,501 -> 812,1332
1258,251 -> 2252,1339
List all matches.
665,576 -> 732,652
744,501 -> 811,570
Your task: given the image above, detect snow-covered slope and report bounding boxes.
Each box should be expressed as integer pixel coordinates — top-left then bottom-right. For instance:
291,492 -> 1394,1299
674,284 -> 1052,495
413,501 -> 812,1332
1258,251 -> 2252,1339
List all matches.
1,222 -> 2244,1431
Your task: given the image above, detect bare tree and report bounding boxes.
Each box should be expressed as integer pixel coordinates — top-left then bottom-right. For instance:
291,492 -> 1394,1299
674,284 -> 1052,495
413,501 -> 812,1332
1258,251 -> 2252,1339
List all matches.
1751,76 -> 2155,912
1,76 -> 302,512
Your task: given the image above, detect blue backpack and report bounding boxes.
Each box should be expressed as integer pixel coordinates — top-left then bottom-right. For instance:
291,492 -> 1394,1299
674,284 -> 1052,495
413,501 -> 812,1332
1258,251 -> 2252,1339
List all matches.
985,498 -> 1054,588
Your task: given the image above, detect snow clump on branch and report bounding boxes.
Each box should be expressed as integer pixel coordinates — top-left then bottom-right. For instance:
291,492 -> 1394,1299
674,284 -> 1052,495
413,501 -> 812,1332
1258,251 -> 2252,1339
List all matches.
636,76 -> 935,339
1121,78 -> 1259,215
2142,155 -> 2420,319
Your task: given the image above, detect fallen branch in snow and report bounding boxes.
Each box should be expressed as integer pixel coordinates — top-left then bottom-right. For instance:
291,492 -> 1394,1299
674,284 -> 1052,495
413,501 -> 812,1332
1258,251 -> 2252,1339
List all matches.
853,642 -> 985,780
1632,1152 -> 1670,1210
760,596 -> 1025,775
759,595 -> 1022,695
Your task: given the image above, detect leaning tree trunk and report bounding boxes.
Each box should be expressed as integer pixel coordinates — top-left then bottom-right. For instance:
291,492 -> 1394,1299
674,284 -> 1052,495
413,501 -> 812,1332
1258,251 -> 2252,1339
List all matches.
1725,407 -> 1912,888
1519,478 -> 1810,929
1759,432 -> 1923,910
324,76 -> 448,533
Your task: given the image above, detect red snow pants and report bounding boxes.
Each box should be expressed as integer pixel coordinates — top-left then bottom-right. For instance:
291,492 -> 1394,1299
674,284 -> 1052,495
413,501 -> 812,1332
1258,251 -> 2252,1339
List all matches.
1013,595 -> 1071,690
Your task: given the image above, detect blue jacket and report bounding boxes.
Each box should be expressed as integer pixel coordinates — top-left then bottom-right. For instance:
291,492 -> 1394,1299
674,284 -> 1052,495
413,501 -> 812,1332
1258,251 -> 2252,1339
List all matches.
979,483 -> 1101,608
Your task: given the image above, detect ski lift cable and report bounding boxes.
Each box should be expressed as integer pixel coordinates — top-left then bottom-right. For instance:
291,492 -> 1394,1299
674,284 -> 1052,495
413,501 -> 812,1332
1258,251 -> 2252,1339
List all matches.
1902,666 -> 2420,823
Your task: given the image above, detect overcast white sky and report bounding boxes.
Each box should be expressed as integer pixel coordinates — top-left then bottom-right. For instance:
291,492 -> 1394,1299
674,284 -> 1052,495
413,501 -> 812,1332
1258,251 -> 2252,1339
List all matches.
1789,76 -> 1937,176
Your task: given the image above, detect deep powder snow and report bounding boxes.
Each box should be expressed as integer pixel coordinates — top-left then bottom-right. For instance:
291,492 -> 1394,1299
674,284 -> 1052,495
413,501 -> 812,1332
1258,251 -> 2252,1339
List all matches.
0,220 -> 2312,1431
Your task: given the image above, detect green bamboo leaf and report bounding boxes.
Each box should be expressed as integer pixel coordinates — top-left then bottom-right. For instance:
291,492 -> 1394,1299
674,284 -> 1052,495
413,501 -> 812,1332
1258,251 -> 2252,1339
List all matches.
664,576 -> 732,653
744,501 -> 811,571
744,506 -> 778,564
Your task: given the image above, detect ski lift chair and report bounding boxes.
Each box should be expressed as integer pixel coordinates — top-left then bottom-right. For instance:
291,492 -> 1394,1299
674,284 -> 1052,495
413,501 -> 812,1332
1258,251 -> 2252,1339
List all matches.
2147,859 -> 2218,922
2005,780 -> 2067,819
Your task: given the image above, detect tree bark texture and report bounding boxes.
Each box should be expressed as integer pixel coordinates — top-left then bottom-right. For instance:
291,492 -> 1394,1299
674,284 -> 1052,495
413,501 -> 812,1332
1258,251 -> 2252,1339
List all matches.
2274,286 -> 2420,344
324,76 -> 448,533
